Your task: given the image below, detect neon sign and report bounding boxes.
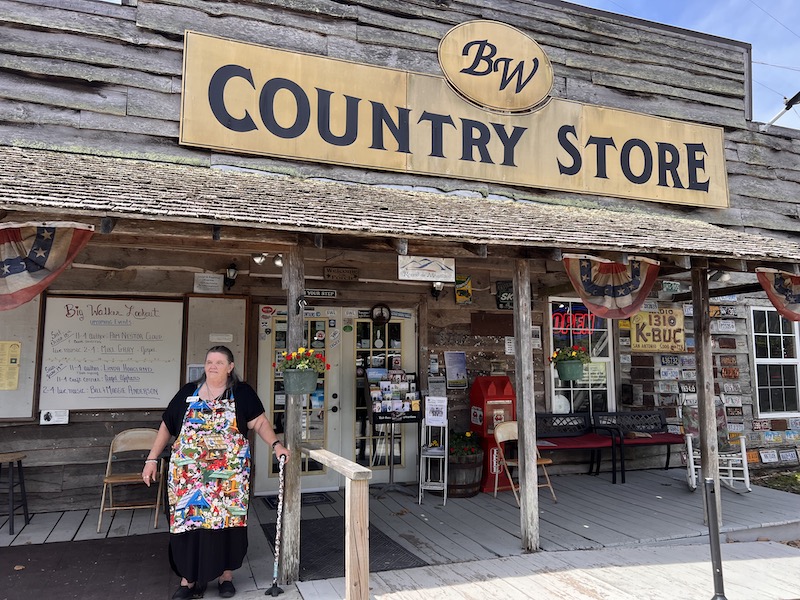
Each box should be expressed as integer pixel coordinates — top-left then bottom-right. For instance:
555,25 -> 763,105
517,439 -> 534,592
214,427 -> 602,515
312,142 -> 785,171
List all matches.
552,311 -> 597,335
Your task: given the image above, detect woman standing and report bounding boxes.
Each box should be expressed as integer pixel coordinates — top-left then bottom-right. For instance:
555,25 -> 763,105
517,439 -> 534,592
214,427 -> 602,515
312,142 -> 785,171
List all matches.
142,346 -> 289,599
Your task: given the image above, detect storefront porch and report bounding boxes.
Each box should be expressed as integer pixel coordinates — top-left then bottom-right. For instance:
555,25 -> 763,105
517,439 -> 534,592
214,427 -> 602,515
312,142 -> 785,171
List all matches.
3,469 -> 799,598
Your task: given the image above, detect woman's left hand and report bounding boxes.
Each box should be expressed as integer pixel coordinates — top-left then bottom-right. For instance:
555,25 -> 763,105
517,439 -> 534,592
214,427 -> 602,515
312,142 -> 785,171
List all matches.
273,442 -> 290,460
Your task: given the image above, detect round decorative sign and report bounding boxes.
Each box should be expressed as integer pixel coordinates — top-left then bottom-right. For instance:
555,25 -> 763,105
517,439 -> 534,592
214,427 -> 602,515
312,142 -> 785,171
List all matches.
438,20 -> 553,113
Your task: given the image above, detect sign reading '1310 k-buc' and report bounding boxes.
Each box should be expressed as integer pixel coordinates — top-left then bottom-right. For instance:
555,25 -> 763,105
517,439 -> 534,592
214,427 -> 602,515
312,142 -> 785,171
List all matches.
180,21 -> 728,208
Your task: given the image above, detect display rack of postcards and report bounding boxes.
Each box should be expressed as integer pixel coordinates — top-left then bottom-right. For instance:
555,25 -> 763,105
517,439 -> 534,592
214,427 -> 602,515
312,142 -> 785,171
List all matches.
368,370 -> 421,497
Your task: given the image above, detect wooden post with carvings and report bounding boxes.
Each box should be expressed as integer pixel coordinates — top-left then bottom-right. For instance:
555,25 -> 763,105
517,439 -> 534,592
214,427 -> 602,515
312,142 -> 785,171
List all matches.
280,245 -> 304,582
513,258 -> 539,550
691,257 -> 722,523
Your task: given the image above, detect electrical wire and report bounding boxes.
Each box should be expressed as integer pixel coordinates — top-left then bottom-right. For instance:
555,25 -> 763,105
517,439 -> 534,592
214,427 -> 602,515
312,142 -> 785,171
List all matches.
745,0 -> 800,41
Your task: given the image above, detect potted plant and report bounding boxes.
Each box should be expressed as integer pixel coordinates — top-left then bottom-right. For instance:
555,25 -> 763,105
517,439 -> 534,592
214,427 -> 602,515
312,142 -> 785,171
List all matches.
550,345 -> 591,381
447,430 -> 484,498
273,347 -> 330,394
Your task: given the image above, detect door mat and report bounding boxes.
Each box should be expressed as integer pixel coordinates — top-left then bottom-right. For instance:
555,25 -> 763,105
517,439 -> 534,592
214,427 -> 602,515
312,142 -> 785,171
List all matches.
262,491 -> 335,510
0,533 -> 174,600
262,517 -> 428,581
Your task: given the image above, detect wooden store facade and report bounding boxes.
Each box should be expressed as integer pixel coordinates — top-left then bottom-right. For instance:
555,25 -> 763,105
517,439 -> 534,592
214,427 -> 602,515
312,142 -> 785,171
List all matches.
3,0 -> 800,560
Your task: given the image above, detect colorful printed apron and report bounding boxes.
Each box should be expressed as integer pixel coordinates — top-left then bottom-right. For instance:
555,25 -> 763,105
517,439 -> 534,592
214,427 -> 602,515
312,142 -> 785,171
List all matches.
168,387 -> 251,533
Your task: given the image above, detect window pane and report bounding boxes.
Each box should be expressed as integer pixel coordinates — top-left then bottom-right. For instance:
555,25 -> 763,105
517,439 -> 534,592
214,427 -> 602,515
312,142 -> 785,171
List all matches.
769,336 -> 782,359
758,389 -> 770,413
783,335 -> 797,358
768,364 -> 783,385
757,364 -> 768,381
753,310 -> 766,333
784,365 -> 797,386
754,335 -> 768,358
781,315 -> 793,334
770,387 -> 784,412
767,311 -> 780,333
785,388 -> 798,412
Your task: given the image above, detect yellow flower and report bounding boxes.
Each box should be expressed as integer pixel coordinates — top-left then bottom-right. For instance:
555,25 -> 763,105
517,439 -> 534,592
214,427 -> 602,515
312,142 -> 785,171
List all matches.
465,431 -> 472,438
298,346 -> 306,354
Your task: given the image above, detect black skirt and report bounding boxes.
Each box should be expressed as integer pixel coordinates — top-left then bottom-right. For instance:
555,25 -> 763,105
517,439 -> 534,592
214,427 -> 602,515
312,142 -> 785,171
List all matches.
168,526 -> 249,584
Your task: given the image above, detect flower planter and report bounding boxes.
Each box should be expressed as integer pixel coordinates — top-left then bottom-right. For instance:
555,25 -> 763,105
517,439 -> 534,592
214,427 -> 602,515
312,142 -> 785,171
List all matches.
555,360 -> 584,381
282,368 -> 319,395
447,450 -> 484,498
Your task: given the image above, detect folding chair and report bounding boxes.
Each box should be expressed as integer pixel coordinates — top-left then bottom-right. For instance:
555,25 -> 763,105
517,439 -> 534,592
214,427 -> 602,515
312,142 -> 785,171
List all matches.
682,404 -> 751,493
98,428 -> 164,532
494,421 -> 557,506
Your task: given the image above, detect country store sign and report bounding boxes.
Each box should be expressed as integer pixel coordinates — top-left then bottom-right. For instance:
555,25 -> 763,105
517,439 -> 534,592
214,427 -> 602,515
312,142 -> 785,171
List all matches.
180,21 -> 728,208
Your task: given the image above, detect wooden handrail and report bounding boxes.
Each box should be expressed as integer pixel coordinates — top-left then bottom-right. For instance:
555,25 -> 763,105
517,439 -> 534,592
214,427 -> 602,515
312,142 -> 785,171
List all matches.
301,444 -> 372,600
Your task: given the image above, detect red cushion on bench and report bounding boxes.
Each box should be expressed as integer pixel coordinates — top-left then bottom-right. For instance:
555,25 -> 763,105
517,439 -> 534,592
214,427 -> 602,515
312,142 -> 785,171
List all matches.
621,432 -> 684,446
539,433 -> 613,450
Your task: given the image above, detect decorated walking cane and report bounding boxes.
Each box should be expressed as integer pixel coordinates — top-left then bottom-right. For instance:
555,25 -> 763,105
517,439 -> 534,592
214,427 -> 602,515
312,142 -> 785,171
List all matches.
267,454 -> 286,597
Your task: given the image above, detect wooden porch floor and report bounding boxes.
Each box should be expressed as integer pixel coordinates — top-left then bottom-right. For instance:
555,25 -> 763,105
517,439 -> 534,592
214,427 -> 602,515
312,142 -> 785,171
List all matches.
3,469 -> 799,597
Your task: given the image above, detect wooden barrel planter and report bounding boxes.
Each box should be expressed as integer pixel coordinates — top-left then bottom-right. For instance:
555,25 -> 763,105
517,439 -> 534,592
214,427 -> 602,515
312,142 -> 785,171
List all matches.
447,450 -> 484,498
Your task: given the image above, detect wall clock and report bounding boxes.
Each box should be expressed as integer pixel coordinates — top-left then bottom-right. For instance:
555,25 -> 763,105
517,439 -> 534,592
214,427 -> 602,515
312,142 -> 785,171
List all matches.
370,303 -> 392,326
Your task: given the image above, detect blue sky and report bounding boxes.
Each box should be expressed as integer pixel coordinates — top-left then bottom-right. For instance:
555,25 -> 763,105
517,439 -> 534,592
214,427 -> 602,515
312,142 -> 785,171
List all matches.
563,0 -> 800,130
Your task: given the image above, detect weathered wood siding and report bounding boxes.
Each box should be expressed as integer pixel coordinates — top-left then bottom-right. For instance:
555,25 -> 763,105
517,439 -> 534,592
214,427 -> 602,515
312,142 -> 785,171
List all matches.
0,0 -> 797,233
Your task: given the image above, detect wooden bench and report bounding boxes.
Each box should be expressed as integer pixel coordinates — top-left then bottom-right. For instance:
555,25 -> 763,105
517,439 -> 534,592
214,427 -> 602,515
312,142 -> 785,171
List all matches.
535,413 -> 619,484
593,411 -> 685,484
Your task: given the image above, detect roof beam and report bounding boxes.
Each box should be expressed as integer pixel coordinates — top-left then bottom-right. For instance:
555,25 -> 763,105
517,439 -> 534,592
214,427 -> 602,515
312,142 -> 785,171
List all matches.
671,282 -> 764,302
464,243 -> 488,258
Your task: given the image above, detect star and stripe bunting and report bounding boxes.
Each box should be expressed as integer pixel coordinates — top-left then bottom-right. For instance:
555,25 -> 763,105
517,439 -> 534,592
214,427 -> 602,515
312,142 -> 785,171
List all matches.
756,267 -> 800,321
0,222 -> 94,311
563,254 -> 660,319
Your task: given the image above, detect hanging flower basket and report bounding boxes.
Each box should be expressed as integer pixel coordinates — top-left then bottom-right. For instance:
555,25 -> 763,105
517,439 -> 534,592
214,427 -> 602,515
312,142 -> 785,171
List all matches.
555,360 -> 584,381
282,369 -> 319,395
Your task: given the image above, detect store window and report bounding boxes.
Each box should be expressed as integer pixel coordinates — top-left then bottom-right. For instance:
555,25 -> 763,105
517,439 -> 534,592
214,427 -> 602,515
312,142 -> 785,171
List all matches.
751,307 -> 800,416
549,298 -> 614,415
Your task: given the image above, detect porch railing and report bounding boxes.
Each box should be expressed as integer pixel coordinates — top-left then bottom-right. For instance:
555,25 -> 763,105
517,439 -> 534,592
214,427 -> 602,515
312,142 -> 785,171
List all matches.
301,444 -> 372,600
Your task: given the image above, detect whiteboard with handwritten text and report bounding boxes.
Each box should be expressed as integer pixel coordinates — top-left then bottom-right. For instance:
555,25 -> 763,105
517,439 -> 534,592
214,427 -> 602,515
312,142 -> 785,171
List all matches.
39,297 -> 184,410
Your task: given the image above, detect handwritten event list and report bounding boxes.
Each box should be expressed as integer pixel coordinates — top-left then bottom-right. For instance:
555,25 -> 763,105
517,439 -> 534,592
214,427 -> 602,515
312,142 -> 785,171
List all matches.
40,300 -> 181,405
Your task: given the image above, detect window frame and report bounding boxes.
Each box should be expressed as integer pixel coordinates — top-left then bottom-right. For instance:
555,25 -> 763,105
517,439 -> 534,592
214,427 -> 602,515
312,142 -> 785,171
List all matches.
750,305 -> 800,418
548,297 -> 616,416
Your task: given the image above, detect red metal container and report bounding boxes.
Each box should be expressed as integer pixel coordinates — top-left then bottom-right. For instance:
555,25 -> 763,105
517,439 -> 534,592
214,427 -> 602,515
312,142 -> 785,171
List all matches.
469,375 -> 516,493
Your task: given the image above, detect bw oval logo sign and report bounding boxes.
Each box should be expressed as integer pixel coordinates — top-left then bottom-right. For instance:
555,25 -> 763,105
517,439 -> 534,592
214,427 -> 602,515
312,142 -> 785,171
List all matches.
438,20 -> 553,113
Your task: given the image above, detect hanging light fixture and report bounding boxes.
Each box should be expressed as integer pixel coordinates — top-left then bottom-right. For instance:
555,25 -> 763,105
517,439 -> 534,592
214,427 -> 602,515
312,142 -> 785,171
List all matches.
252,253 -> 268,265
431,281 -> 444,300
224,263 -> 238,290
273,254 -> 284,268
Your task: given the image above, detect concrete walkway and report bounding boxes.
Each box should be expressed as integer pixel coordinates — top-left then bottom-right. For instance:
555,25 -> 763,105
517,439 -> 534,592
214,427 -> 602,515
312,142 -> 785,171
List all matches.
296,541 -> 800,600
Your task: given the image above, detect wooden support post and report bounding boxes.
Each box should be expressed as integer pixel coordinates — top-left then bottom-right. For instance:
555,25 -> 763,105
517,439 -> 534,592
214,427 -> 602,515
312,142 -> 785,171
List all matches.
691,257 -> 722,524
280,245 -> 304,583
513,258 -> 539,551
345,478 -> 369,600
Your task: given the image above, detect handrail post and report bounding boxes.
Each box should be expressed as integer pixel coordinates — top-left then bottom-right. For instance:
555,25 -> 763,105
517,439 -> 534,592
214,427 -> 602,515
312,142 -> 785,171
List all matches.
301,445 -> 372,600
345,477 -> 369,600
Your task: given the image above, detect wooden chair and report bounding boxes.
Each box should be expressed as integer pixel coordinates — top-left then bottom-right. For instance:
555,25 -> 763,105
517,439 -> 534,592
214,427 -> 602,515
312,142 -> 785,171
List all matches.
494,421 -> 557,506
682,404 -> 751,493
98,428 -> 164,532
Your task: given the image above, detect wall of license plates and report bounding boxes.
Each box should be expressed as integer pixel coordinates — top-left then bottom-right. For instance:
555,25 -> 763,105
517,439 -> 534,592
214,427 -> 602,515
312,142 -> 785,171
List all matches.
618,298 -> 800,469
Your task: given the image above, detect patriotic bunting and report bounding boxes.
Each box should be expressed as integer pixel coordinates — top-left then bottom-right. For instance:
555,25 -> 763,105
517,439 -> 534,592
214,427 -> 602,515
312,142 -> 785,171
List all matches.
563,254 -> 660,319
756,267 -> 800,321
0,222 -> 94,311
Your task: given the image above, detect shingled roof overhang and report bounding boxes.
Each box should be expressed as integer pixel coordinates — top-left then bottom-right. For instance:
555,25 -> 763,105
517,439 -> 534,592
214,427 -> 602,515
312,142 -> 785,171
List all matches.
2,145 -> 800,266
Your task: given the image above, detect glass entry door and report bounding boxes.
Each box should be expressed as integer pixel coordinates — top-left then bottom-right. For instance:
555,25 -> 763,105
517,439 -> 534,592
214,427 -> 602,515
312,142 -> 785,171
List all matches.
254,305 -> 343,494
253,305 -> 418,495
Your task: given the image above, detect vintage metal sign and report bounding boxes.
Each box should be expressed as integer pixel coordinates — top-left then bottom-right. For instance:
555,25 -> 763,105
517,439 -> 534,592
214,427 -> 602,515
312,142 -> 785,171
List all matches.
631,308 -> 685,352
180,29 -> 729,208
